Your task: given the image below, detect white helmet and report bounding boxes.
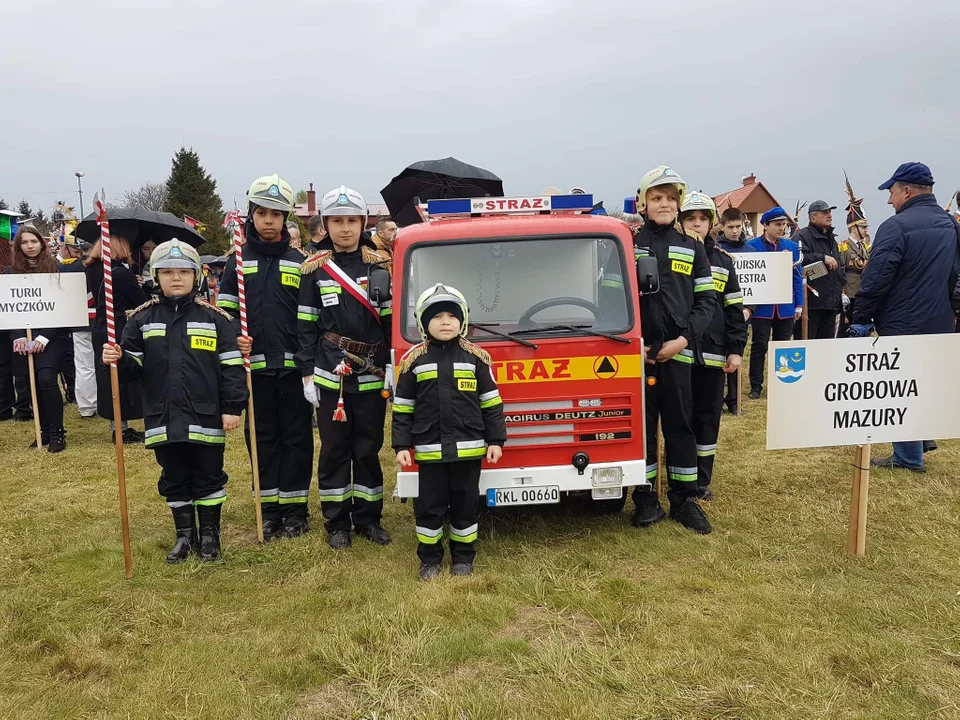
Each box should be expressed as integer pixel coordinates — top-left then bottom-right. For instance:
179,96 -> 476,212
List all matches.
150,239 -> 202,289
415,283 -> 469,341
320,185 -> 367,228
636,166 -> 687,214
680,191 -> 718,226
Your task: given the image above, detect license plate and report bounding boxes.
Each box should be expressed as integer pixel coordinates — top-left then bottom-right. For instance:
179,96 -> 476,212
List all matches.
486,485 -> 561,507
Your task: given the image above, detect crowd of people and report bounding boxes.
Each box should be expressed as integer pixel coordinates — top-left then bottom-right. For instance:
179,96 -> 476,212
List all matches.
1,161 -> 957,578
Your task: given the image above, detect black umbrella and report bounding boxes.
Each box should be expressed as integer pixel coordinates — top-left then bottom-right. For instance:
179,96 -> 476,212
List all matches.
381,157 -> 504,226
74,207 -> 205,249
200,254 -> 227,267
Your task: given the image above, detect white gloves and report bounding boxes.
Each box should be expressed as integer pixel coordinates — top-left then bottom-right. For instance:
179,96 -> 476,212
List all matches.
302,376 -> 319,408
384,363 -> 395,395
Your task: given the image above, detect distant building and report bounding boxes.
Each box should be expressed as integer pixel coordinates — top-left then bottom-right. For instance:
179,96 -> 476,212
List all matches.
713,174 -> 784,238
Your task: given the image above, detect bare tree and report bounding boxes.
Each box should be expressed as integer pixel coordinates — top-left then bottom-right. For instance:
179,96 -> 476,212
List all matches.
120,182 -> 168,211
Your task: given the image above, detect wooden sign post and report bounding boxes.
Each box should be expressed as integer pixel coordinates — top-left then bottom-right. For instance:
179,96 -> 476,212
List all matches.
767,335 -> 960,556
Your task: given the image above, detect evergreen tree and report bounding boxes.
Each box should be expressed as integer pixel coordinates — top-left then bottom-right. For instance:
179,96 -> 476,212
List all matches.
163,147 -> 228,254
0,198 -> 8,211
17,200 -> 32,217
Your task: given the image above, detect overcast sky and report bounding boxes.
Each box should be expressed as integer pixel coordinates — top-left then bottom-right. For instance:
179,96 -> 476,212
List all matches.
3,0 -> 958,227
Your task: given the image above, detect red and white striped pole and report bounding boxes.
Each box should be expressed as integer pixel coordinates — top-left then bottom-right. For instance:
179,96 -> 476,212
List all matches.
234,219 -> 264,543
96,193 -> 133,579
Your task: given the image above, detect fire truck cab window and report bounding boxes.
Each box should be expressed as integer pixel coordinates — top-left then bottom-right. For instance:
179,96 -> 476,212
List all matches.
401,236 -> 631,342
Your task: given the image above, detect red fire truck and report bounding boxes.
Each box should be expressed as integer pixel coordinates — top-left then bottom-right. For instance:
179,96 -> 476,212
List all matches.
372,193 -> 657,509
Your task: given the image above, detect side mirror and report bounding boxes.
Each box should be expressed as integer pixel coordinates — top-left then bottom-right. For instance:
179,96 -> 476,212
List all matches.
368,265 -> 392,303
636,255 -> 659,295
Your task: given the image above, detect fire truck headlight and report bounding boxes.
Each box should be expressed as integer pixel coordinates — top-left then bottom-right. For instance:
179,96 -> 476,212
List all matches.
591,467 -> 623,487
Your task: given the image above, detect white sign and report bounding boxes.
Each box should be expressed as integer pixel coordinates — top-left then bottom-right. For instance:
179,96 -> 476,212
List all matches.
730,251 -> 792,305
766,334 -> 960,450
0,273 -> 88,330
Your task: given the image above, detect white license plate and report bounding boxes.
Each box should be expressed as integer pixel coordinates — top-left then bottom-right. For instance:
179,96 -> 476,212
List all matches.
486,485 -> 560,507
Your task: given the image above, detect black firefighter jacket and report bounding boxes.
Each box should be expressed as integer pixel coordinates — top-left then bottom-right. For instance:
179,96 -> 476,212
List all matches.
392,338 -> 508,464
694,237 -> 748,368
634,220 -> 717,361
295,238 -> 392,394
116,293 -> 248,448
796,224 -> 845,311
217,224 -> 304,374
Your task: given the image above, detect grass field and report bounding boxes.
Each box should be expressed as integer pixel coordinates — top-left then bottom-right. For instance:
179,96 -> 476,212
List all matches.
2,394 -> 959,719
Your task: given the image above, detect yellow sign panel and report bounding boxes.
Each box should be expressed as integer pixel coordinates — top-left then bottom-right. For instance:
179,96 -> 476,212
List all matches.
191,336 -> 217,352
491,355 -> 641,384
671,260 -> 692,275
281,273 -> 301,288
458,378 -> 477,392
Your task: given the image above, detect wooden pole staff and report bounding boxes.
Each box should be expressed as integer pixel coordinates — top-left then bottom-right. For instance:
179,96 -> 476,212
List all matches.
234,220 -> 264,543
801,283 -> 809,340
736,367 -> 743,417
97,193 -> 133,579
25,329 -> 43,448
847,444 -> 871,556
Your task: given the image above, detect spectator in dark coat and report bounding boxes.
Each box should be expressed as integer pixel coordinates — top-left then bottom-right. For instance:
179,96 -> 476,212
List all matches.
796,200 -> 845,339
852,162 -> 960,472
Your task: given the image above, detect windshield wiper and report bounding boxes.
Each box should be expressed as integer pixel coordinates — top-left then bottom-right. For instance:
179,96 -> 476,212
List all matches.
510,323 -> 631,344
469,322 -> 538,349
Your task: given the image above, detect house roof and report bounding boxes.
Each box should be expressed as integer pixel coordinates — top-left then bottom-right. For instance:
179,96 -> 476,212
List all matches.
713,176 -> 783,214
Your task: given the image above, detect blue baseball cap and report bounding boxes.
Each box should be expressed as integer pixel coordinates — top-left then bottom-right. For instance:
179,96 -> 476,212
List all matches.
761,206 -> 789,225
878,162 -> 934,191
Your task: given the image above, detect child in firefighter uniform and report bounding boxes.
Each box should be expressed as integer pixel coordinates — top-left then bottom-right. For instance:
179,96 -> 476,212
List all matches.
392,285 -> 507,580
633,167 -> 717,534
217,175 -> 314,540
679,193 -> 747,500
296,186 -> 393,550
102,240 -> 248,563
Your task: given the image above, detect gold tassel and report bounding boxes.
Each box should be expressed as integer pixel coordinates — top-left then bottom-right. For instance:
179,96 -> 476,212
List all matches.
195,296 -> 233,319
300,251 -> 332,275
125,295 -> 159,318
458,337 -> 492,365
397,342 -> 430,375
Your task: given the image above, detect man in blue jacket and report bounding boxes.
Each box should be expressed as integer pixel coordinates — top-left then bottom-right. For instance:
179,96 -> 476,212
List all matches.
852,162 -> 960,472
745,207 -> 805,398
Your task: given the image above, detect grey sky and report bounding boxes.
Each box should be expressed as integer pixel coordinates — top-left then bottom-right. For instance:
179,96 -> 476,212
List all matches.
3,0 -> 959,227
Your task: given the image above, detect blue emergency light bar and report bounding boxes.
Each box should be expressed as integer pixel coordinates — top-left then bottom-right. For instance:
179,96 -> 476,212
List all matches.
624,197 -> 637,214
425,194 -> 595,217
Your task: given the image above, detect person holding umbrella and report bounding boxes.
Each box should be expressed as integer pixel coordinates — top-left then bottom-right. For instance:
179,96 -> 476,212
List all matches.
217,175 -> 315,541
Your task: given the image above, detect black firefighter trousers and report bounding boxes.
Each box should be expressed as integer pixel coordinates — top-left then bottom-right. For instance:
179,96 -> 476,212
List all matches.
636,358 -> 699,509
691,365 -> 726,489
415,460 -> 481,566
245,372 -> 314,522
155,443 -> 228,508
316,389 -> 386,533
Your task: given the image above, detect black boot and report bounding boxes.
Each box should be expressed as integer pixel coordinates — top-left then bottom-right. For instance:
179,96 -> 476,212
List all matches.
166,505 -> 196,564
632,491 -> 666,527
30,428 -> 50,448
357,523 -> 392,546
670,498 -> 712,535
48,428 -> 66,454
282,508 -> 309,539
196,504 -> 222,561
261,502 -> 283,542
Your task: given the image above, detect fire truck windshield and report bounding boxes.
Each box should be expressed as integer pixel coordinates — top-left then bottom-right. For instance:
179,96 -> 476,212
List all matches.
400,235 -> 632,342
